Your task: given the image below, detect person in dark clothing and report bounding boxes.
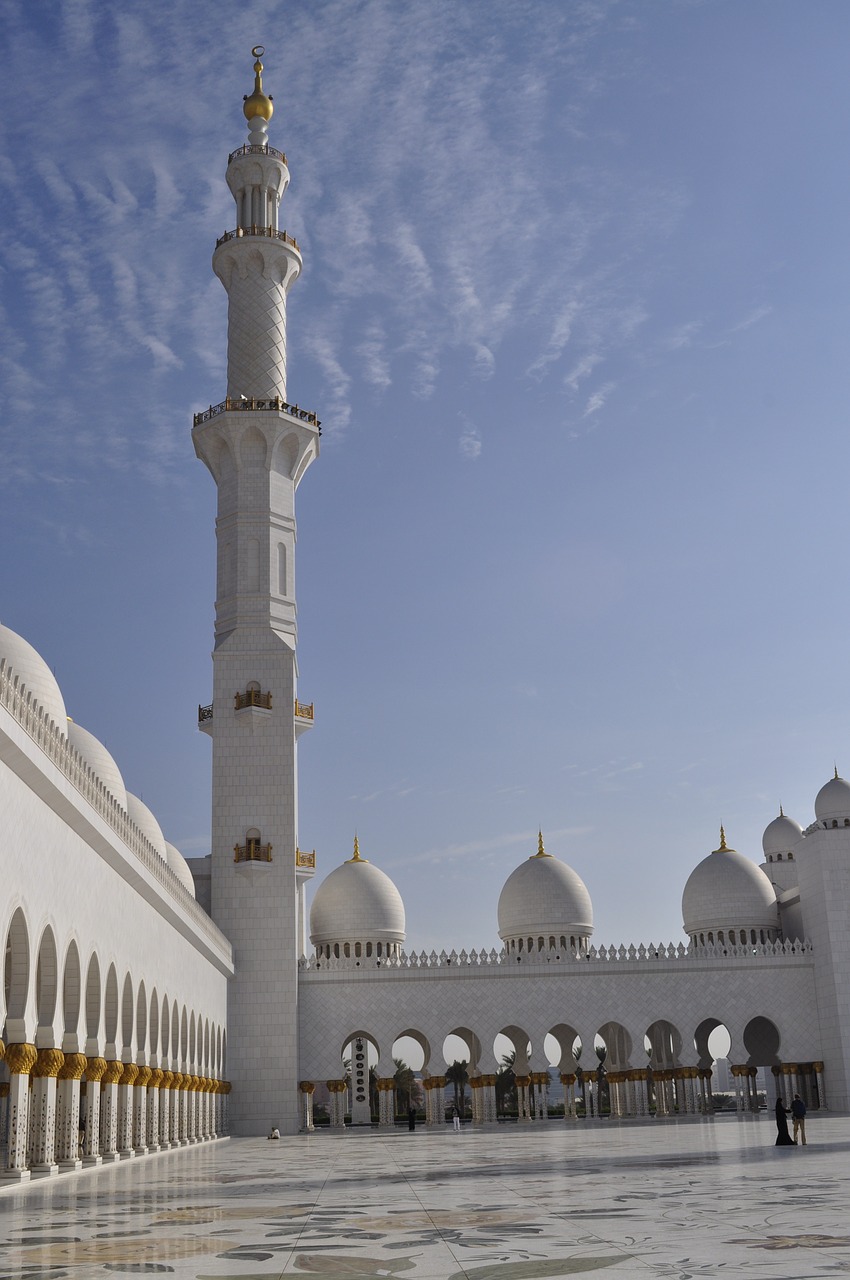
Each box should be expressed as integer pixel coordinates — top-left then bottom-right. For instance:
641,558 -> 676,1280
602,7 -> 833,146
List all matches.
775,1096 -> 795,1145
408,1106 -> 416,1131
791,1093 -> 807,1145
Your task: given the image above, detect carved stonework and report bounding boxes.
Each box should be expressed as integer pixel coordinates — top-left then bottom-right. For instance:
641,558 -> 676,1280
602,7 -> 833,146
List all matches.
58,1053 -> 88,1081
85,1057 -> 108,1083
5,1043 -> 38,1076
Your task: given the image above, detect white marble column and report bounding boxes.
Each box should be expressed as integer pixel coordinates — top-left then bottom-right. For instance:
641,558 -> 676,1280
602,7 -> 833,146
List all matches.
376,1079 -> 395,1128
1,1044 -> 37,1181
814,1062 -> 826,1110
56,1053 -> 87,1170
300,1082 -> 315,1131
100,1061 -> 123,1162
146,1070 -> 162,1152
30,1048 -> 64,1177
82,1059 -> 106,1166
117,1064 -> 138,1159
134,1066 -> 150,1154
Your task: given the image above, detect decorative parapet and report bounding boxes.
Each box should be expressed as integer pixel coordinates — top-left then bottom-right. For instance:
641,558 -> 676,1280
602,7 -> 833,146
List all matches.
198,703 -> 213,724
215,225 -> 300,252
298,936 -> 813,973
0,656 -> 232,962
235,689 -> 272,711
294,700 -> 314,719
296,848 -> 316,869
228,141 -> 287,166
193,395 -> 320,433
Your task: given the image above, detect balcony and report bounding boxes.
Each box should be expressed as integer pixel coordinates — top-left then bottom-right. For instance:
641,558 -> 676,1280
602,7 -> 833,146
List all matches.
193,395 -> 320,434
234,839 -> 272,864
294,700 -> 314,720
235,689 -> 272,711
215,225 -> 300,252
296,848 -> 316,869
228,142 -> 287,165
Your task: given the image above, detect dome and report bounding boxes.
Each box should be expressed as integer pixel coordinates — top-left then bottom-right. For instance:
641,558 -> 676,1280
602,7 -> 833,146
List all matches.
762,808 -> 803,858
310,838 -> 405,953
682,828 -> 779,939
165,842 -> 196,898
497,833 -> 593,950
814,770 -> 850,822
0,622 -> 67,729
126,792 -> 168,861
66,720 -> 127,809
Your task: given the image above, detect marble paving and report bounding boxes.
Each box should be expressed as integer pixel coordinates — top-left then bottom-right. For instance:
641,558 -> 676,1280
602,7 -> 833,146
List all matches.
1,1115 -> 849,1279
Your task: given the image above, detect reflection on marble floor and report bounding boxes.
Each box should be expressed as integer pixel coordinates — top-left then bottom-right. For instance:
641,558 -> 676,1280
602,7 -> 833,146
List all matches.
2,1116 -> 850,1278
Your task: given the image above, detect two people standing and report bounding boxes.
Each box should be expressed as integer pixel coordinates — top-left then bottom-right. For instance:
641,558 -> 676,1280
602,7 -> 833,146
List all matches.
775,1093 -> 807,1146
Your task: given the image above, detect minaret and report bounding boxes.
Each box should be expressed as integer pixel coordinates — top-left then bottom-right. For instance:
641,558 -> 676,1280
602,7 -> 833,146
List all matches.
193,48 -> 319,1135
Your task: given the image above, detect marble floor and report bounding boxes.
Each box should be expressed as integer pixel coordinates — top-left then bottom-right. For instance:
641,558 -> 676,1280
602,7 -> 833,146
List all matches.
1,1115 -> 849,1279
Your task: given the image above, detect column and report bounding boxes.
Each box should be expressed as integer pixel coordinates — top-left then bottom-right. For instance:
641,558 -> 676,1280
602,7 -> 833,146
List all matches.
117,1063 -> 138,1158
159,1073 -> 173,1148
211,1080 -> 221,1138
730,1065 -> 747,1113
698,1067 -> 713,1114
147,1070 -> 162,1152
133,1066 -> 150,1154
328,1080 -> 347,1128
515,1075 -> 531,1121
560,1072 -> 576,1120
814,1061 -> 826,1110
532,1072 -> 549,1121
480,1075 -> 497,1124
56,1053 -> 87,1170
100,1061 -> 123,1162
376,1078 -> 395,1128
187,1076 -> 198,1143
1,1044 -> 37,1181
221,1080 -> 231,1135
0,1083 -> 8,1149
82,1058 -> 106,1165
299,1081 -> 315,1131
781,1063 -> 796,1107
30,1048 -> 64,1176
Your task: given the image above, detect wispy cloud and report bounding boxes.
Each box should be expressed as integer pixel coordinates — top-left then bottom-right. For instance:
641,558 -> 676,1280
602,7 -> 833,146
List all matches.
413,825 -> 593,866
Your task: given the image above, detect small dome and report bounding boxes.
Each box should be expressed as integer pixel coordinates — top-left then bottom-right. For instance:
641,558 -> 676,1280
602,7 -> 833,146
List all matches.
762,809 -> 803,858
243,50 -> 273,122
66,720 -> 127,809
682,828 -> 779,938
126,792 -> 168,861
814,771 -> 850,822
165,842 -> 196,898
0,623 -> 67,729
310,838 -> 405,951
497,834 -> 593,947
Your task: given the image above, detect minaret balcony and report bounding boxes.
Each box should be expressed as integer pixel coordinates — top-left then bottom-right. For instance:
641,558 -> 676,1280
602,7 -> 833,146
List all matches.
295,700 -> 315,739
198,703 -> 213,737
193,396 -> 320,435
228,142 -> 287,165
215,225 -> 300,252
234,839 -> 272,864
296,848 -> 316,881
235,689 -> 272,711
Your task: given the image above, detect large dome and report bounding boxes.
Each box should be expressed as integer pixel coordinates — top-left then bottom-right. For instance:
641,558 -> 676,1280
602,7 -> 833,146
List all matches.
310,838 -> 405,960
497,834 -> 593,954
0,622 -> 67,730
682,828 -> 779,941
762,808 -> 803,859
814,770 -> 850,823
66,719 -> 128,809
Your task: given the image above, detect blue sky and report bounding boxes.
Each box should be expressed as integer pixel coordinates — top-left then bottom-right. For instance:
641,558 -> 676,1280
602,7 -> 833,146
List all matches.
2,0 -> 850,953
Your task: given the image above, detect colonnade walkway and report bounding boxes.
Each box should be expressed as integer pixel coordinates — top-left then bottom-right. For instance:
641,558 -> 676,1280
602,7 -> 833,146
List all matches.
0,1115 -> 848,1277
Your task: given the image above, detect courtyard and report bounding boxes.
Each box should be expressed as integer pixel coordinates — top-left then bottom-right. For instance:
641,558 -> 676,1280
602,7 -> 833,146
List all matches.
0,1114 -> 848,1278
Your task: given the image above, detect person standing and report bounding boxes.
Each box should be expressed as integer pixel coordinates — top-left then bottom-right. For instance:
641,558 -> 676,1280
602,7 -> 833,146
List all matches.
775,1096 -> 795,1146
791,1094 -> 807,1145
452,1105 -> 461,1132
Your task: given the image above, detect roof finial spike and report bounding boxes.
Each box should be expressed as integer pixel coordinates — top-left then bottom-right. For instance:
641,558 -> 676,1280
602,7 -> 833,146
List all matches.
352,833 -> 360,861
537,829 -> 546,858
835,763 -> 840,780
719,824 -> 728,852
779,802 -> 784,818
243,44 -> 274,127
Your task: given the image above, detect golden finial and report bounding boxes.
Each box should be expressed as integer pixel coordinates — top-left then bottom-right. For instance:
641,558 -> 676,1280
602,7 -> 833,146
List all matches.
779,803 -> 784,817
835,764 -> 840,780
533,829 -> 552,858
346,834 -> 368,864
243,45 -> 274,123
718,824 -> 728,852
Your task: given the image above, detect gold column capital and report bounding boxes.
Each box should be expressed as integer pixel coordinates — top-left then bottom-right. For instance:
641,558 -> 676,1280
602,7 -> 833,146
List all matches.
221,1080 -> 232,1095
136,1065 -> 152,1088
813,1061 -> 825,1072
85,1057 -> 108,1083
161,1071 -> 174,1090
58,1053 -> 88,1081
0,1038 -> 5,1061
299,1080 -> 316,1094
32,1048 -> 65,1079
172,1072 -> 185,1090
5,1043 -> 38,1076
119,1063 -> 139,1087
560,1072 -> 577,1086
0,1082 -> 9,1098
148,1068 -> 164,1088
102,1060 -> 124,1085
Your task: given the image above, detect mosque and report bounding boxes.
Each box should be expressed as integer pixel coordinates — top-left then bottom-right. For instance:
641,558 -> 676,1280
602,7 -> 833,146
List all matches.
1,51 -> 848,1178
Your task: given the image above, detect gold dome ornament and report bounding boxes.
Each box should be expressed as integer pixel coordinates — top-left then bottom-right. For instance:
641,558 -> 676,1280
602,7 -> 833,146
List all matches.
243,46 -> 274,123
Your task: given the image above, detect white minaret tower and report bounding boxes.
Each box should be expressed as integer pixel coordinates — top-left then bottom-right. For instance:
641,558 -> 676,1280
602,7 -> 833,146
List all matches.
193,48 -> 319,1135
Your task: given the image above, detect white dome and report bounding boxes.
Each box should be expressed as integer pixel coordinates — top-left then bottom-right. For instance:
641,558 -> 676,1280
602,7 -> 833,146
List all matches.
126,792 -> 168,861
682,830 -> 779,938
497,836 -> 593,946
165,842 -> 196,898
815,772 -> 850,822
310,840 -> 405,949
0,623 -> 67,730
762,809 -> 803,858
66,720 -> 127,809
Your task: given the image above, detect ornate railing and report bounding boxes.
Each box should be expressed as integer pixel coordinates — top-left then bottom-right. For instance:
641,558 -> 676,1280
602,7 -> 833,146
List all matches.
296,848 -> 316,869
228,142 -> 287,165
0,658 -> 231,960
198,703 -> 213,724
299,936 -> 814,973
294,700 -> 314,719
193,396 -> 320,432
215,225 -> 300,252
235,689 -> 272,711
234,839 -> 273,864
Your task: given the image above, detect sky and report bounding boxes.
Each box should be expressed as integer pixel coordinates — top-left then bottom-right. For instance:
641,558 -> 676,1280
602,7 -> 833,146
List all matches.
2,0 -> 850,956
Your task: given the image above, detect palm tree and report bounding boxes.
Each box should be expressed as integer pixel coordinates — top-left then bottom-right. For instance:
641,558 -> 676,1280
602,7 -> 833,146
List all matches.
445,1059 -> 469,1118
496,1049 -> 517,1117
393,1057 -> 421,1116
